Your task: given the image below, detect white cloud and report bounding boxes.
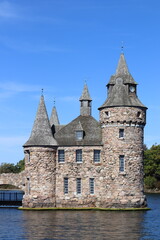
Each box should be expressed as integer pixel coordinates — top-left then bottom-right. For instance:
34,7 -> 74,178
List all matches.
0,82 -> 41,93
0,136 -> 27,146
0,1 -> 17,18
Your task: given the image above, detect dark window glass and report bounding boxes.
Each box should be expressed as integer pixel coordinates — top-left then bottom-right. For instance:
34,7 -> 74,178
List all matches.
94,150 -> 100,162
89,178 -> 94,194
76,178 -> 81,194
119,129 -> 124,138
119,155 -> 125,172
64,178 -> 68,194
58,150 -> 65,162
76,149 -> 82,162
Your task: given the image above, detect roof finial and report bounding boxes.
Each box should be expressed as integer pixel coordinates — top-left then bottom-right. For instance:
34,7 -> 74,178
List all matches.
53,97 -> 56,107
121,41 -> 124,54
41,88 -> 44,96
84,79 -> 87,85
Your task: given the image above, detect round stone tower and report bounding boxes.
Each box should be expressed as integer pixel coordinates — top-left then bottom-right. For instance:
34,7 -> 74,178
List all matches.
23,94 -> 57,208
99,53 -> 147,208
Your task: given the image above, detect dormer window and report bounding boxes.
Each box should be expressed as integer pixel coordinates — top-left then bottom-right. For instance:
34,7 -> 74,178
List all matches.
76,131 -> 83,140
129,85 -> 136,93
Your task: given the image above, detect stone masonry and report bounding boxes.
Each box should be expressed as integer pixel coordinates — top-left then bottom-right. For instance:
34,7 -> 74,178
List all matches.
21,53 -> 148,208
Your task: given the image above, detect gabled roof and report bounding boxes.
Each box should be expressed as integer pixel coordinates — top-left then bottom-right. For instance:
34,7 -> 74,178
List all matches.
24,95 -> 57,147
55,115 -> 102,146
79,83 -> 92,101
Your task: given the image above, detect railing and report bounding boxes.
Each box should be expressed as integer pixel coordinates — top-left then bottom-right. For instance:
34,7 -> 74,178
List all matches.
0,190 -> 24,206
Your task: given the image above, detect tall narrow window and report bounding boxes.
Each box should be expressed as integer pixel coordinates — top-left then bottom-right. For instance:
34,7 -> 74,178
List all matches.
27,177 -> 30,194
64,178 -> 68,194
58,150 -> 65,162
76,149 -> 82,162
119,129 -> 124,138
94,150 -> 100,162
25,150 -> 30,162
89,178 -> 94,194
119,155 -> 125,172
76,178 -> 81,194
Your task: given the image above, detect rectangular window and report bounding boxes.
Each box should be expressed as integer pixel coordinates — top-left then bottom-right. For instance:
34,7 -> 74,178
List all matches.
119,155 -> 125,172
94,150 -> 101,162
64,178 -> 68,194
58,150 -> 65,162
76,149 -> 82,162
76,178 -> 81,194
76,131 -> 83,140
119,129 -> 124,138
89,178 -> 94,194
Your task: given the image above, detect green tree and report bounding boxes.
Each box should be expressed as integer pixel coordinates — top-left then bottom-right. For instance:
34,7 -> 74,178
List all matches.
0,163 -> 17,174
0,159 -> 25,174
144,144 -> 160,189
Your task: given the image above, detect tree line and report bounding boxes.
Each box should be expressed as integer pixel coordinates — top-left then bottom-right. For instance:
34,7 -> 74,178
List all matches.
0,144 -> 160,190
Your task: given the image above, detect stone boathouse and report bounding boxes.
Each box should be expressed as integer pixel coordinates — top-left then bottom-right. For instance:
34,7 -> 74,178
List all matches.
22,53 -> 147,208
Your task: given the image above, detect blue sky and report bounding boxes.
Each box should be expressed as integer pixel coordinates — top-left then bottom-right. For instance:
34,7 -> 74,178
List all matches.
0,0 -> 160,164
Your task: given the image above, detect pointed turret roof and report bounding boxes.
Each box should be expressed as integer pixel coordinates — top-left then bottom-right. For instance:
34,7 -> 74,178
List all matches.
99,53 -> 147,110
24,95 -> 57,146
50,106 -> 60,126
108,53 -> 137,85
79,83 -> 92,101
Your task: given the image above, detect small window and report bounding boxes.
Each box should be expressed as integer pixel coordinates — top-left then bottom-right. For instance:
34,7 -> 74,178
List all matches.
58,150 -> 65,162
119,155 -> 125,172
94,150 -> 100,162
105,111 -> 110,117
76,149 -> 82,162
137,111 -> 142,118
25,150 -> 30,162
89,178 -> 94,194
119,129 -> 124,138
64,178 -> 68,194
76,178 -> 81,194
76,131 -> 83,140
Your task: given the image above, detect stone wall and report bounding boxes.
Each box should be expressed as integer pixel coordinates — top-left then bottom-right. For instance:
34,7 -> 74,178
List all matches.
99,106 -> 147,208
0,172 -> 25,191
55,146 -> 103,208
22,146 -> 57,208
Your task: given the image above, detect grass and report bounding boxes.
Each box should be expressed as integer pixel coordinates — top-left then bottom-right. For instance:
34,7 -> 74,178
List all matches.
18,207 -> 151,211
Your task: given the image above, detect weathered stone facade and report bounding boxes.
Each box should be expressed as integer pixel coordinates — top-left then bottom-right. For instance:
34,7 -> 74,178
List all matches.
22,53 -> 147,208
0,172 -> 25,191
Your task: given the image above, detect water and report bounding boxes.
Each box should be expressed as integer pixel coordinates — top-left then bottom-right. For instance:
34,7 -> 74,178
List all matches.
0,194 -> 159,240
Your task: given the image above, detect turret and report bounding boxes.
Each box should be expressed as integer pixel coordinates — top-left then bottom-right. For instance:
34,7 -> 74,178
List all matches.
79,83 -> 92,116
23,94 -> 57,208
99,53 -> 147,208
50,105 -> 60,135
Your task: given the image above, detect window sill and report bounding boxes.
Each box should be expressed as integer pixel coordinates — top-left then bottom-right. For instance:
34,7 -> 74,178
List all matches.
119,172 -> 126,176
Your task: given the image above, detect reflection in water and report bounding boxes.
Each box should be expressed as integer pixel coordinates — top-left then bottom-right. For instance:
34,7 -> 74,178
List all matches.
0,194 -> 160,240
21,210 -> 144,240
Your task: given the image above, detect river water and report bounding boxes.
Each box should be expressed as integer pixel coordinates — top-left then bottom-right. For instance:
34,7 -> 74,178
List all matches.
0,193 -> 159,240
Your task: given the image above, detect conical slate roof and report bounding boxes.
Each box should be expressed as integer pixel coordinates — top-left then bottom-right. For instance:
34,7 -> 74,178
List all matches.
50,106 -> 60,126
24,95 -> 57,146
79,83 -> 92,101
99,54 -> 147,110
99,80 -> 146,109
108,53 -> 137,85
